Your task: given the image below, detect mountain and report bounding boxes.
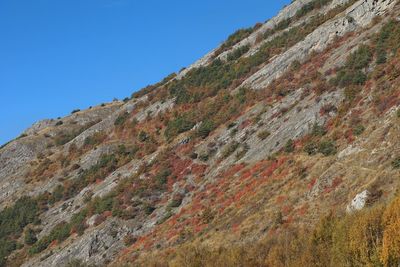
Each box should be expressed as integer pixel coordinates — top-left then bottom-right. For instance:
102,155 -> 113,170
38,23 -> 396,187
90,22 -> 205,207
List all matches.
1,0 -> 400,266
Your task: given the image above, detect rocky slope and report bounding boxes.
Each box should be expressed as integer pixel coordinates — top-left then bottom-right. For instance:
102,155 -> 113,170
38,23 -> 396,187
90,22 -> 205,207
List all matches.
1,0 -> 400,266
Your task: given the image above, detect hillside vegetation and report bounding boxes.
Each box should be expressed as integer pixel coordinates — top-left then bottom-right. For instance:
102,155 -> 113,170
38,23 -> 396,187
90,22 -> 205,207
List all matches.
0,0 -> 400,266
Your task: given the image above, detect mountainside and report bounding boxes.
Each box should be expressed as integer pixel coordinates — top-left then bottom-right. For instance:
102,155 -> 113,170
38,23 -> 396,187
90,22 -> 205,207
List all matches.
1,0 -> 400,266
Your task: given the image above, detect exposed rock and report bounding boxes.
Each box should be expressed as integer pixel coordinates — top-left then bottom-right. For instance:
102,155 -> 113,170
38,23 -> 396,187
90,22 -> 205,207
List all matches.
243,0 -> 396,90
346,190 -> 370,213
22,219 -> 131,267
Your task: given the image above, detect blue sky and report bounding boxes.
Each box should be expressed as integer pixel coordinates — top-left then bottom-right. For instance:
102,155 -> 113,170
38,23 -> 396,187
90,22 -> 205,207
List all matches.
0,0 -> 290,145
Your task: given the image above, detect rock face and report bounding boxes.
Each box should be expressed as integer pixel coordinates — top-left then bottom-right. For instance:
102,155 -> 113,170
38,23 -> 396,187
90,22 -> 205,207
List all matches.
21,219 -> 131,267
177,0 -> 318,79
242,0 -> 397,89
346,190 -> 370,212
2,0 -> 400,266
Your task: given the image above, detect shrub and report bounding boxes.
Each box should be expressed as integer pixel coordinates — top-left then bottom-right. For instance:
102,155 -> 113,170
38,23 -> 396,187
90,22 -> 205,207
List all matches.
199,153 -> 209,162
353,124 -> 365,135
304,142 -> 318,155
65,259 -> 95,267
273,211 -> 284,226
376,49 -> 387,64
29,237 -> 49,255
227,122 -> 237,129
295,0 -> 333,19
284,139 -> 295,153
114,112 -> 129,126
155,169 -> 171,186
50,184 -> 64,203
53,121 -> 97,146
70,210 -> 87,236
48,222 -> 71,243
0,197 -> 39,240
71,109 -> 80,114
165,116 -> 195,141
24,228 -> 37,245
169,197 -> 183,208
331,44 -> 372,88
123,235 -> 137,246
227,45 -> 250,61
290,60 -> 301,71
312,123 -> 326,136
83,131 -> 107,147
138,131 -> 149,142
235,144 -> 249,160
221,141 -> 240,159
201,208 -> 215,224
344,85 -> 361,102
257,130 -> 271,140
215,28 -> 253,56
346,45 -> 373,70
196,120 -> 215,139
144,204 -> 156,215
0,239 -> 16,266
392,157 -> 400,169
318,140 -> 337,156
397,109 -> 400,118
375,20 -> 400,66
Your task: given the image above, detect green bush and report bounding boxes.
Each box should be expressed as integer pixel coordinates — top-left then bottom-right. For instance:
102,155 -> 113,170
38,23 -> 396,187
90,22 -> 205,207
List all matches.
155,169 -> 171,186
284,139 -> 295,153
375,20 -> 400,63
92,196 -> 115,215
318,140 -> 337,156
199,153 -> 209,162
346,45 -> 373,70
144,204 -> 156,215
216,28 -> 253,56
0,239 -> 16,267
114,112 -> 129,126
50,184 -> 64,203
0,197 -> 38,239
227,45 -> 250,61
392,157 -> 400,169
29,237 -> 49,255
353,124 -> 365,135
49,222 -> 71,243
331,44 -> 372,88
312,123 -> 326,136
138,131 -> 149,142
29,221 -> 71,254
24,228 -> 37,245
295,0 -> 333,19
197,120 -> 215,139
169,197 -> 183,208
83,132 -> 106,147
51,153 -> 122,203
376,49 -> 387,64
165,116 -> 195,141
29,207 -> 88,255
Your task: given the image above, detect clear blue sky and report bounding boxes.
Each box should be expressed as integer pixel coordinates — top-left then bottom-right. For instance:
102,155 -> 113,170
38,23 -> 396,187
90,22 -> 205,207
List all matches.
0,0 -> 290,145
